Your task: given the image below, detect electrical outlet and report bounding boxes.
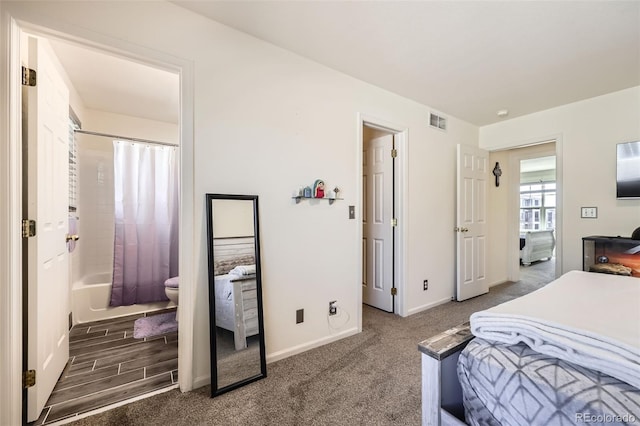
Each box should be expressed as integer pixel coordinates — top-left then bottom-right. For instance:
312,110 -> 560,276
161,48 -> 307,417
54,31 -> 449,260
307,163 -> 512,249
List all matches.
581,207 -> 598,218
296,309 -> 304,324
329,301 -> 337,316
423,280 -> 428,291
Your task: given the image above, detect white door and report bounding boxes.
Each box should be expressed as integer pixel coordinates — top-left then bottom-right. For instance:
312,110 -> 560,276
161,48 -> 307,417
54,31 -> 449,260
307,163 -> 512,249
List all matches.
363,134 -> 394,312
455,144 -> 488,301
25,36 -> 71,422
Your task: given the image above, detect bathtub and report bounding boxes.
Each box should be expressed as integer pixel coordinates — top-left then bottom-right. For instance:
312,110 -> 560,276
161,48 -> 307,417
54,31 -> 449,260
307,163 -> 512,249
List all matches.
72,272 -> 175,325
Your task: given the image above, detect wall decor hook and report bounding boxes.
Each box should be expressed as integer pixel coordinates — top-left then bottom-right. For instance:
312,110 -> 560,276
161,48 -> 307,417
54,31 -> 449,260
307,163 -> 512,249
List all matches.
492,162 -> 502,187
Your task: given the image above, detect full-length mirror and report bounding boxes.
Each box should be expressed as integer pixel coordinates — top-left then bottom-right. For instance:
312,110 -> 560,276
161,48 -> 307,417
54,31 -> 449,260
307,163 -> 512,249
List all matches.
206,194 -> 266,396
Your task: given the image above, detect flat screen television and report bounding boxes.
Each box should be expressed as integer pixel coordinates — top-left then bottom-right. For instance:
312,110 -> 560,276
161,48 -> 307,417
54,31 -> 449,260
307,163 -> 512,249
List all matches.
617,140 -> 640,199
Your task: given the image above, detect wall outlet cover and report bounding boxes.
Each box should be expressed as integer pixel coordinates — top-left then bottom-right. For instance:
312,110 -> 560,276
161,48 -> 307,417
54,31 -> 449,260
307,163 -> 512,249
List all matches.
581,207 -> 598,218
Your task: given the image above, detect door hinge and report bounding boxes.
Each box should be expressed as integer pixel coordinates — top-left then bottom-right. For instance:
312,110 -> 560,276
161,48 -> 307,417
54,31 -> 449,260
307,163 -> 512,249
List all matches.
22,219 -> 36,238
21,66 -> 36,86
391,287 -> 397,296
391,148 -> 398,158
391,218 -> 398,227
23,369 -> 36,388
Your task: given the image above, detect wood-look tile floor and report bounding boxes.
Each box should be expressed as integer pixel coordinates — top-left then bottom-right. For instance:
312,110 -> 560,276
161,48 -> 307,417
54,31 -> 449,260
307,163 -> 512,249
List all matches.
35,309 -> 178,425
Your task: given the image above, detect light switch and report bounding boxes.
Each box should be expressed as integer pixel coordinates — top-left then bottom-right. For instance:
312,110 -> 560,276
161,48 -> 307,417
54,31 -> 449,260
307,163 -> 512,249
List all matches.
581,207 -> 598,218
348,205 -> 355,219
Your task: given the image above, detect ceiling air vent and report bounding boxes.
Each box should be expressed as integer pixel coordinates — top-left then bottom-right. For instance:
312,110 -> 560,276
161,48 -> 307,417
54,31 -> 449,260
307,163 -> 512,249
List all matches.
429,113 -> 447,131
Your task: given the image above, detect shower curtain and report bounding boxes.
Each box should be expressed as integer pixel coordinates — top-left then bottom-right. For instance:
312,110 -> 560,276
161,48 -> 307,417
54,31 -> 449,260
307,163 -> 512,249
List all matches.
110,141 -> 179,306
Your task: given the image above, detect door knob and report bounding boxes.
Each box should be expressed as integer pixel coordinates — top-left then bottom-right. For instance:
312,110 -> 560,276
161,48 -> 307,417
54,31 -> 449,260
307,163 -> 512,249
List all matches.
461,228 -> 469,233
66,234 -> 79,243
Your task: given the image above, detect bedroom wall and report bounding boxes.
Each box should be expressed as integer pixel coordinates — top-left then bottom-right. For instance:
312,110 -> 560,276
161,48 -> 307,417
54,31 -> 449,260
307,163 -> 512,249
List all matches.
481,87 -> 640,275
211,199 -> 255,238
2,1 -> 479,389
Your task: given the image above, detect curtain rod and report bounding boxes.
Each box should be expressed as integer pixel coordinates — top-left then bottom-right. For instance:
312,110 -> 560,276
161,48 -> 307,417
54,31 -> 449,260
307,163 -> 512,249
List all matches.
74,129 -> 179,148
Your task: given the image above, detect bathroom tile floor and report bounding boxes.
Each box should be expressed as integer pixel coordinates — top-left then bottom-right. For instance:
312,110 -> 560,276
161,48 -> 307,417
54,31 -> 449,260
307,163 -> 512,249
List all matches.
34,308 -> 178,425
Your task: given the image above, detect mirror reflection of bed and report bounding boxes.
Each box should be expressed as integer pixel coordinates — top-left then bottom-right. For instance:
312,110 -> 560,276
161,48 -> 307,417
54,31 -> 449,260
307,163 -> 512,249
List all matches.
212,236 -> 261,389
207,195 -> 266,396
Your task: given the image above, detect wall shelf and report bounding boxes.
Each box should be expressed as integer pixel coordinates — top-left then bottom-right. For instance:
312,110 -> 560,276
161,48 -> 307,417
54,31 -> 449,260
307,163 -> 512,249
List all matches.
293,196 -> 342,205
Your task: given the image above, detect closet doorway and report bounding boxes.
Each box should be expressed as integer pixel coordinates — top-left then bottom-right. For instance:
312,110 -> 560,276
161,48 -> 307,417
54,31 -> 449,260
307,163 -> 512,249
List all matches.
359,117 -> 407,318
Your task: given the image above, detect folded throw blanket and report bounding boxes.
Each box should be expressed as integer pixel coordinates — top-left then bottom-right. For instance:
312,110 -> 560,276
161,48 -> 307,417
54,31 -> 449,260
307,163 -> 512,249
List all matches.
470,270 -> 640,389
229,264 -> 256,276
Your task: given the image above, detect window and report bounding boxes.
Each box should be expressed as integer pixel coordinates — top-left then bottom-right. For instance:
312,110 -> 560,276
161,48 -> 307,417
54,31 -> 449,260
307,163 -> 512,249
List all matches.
68,110 -> 80,212
520,182 -> 555,230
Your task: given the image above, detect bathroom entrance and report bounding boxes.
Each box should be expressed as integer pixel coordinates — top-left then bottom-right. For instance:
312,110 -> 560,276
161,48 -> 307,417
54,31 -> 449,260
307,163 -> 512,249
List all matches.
21,32 -> 181,423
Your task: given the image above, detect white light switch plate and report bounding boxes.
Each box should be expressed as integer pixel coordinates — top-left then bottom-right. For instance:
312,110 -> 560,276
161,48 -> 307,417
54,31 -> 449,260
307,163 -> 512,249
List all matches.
581,207 -> 597,218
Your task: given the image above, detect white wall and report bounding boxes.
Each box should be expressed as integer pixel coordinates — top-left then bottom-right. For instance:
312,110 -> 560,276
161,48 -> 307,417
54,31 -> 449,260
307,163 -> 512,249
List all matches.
211,199 -> 255,238
481,87 -> 640,275
2,1 -> 479,390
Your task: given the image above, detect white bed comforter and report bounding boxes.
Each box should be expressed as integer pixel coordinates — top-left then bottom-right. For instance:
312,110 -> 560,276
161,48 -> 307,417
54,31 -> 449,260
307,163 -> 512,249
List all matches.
470,270 -> 640,389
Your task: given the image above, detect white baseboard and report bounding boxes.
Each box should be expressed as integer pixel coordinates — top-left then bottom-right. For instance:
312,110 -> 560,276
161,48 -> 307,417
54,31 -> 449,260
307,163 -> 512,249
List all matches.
407,296 -> 452,316
192,327 -> 360,389
193,374 -> 211,390
266,326 -> 360,363
488,279 -> 508,288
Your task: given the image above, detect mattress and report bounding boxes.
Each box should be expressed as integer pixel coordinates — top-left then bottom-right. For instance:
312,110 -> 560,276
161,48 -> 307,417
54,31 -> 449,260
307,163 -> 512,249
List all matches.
458,338 -> 640,426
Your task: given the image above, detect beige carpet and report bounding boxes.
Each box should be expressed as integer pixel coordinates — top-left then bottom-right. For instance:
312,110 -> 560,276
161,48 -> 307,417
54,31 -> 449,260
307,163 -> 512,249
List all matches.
68,264 -> 553,426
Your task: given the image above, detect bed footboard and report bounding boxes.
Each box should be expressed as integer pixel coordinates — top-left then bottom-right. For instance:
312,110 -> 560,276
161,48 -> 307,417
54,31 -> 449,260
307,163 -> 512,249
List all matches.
418,322 -> 474,426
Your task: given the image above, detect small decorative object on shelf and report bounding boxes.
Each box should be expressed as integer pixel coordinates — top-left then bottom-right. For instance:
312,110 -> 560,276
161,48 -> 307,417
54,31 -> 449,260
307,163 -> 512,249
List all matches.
293,181 -> 343,205
313,179 -> 325,198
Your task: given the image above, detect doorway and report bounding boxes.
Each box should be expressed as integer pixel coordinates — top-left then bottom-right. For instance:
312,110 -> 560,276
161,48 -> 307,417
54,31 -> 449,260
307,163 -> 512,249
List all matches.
20,31 -> 181,424
507,141 -> 562,283
359,117 -> 407,318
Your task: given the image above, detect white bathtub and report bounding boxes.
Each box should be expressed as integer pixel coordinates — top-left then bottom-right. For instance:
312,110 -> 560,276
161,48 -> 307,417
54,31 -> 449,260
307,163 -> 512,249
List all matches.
71,272 -> 175,325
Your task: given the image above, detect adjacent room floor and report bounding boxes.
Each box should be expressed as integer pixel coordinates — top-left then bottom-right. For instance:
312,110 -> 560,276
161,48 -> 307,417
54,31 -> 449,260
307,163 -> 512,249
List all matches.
35,309 -> 178,425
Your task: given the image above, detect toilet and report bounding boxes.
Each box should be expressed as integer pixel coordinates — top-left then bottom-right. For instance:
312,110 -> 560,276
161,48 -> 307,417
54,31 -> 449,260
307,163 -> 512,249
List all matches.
164,276 -> 179,317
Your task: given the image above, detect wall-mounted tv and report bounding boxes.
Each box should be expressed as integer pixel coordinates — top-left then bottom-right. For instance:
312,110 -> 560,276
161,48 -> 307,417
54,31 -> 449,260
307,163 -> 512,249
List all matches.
617,140 -> 640,199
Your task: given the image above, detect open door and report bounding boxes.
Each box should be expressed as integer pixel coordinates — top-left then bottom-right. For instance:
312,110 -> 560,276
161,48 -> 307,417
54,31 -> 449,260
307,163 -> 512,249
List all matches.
455,144 -> 488,301
24,36 -> 71,422
363,134 -> 394,312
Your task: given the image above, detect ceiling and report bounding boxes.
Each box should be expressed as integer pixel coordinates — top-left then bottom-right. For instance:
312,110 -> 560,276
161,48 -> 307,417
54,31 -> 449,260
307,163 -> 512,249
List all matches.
521,156 -> 556,173
46,1 -> 639,128
49,39 -> 180,124
173,0 -> 640,126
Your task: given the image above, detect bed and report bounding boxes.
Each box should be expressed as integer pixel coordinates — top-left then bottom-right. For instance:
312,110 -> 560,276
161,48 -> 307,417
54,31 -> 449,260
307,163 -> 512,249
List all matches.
213,237 -> 259,351
214,273 -> 259,351
419,270 -> 640,425
520,229 -> 555,265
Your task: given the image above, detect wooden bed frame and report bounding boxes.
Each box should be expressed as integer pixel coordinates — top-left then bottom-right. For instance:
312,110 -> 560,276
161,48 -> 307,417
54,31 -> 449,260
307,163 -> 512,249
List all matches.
213,236 -> 259,350
215,274 -> 259,350
418,322 -> 474,426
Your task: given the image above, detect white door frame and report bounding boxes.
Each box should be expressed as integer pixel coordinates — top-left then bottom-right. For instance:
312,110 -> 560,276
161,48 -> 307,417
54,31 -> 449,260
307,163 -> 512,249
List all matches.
357,113 -> 408,328
506,137 -> 563,282
0,14 -> 195,426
